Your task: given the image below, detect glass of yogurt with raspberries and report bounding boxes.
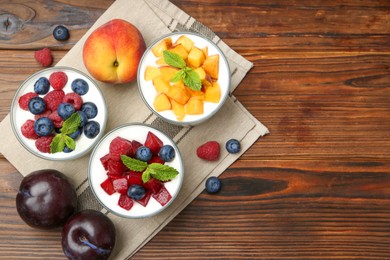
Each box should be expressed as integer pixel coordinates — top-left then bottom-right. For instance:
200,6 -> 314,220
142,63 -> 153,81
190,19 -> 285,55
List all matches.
10,67 -> 107,160
88,123 -> 184,218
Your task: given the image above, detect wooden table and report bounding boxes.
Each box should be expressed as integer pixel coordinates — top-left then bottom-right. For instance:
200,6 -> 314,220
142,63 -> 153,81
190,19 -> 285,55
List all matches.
1,0 -> 389,259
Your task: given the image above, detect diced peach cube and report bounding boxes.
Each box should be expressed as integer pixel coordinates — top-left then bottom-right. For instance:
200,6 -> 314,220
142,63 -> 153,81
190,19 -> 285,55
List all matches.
202,54 -> 219,80
144,66 -> 161,81
159,66 -> 179,82
202,46 -> 208,58
168,44 -> 188,60
171,99 -> 185,121
175,35 -> 194,52
204,81 -> 221,103
166,84 -> 190,105
153,93 -> 171,112
194,67 -> 206,80
187,46 -> 206,68
152,37 -> 172,57
156,57 -> 167,66
152,76 -> 171,94
185,97 -> 204,115
187,88 -> 205,100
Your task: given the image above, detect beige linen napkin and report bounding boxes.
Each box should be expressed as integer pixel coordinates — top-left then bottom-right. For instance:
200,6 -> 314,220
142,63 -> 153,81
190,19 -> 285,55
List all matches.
0,0 -> 269,258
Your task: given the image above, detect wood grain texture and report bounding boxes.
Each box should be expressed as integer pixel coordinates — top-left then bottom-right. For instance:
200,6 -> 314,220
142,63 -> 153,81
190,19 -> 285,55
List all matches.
0,0 -> 389,259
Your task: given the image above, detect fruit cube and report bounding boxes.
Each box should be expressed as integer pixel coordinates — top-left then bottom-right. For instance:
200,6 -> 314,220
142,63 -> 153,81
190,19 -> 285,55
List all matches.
175,35 -> 194,52
152,186 -> 172,206
107,160 -> 126,178
148,155 -> 165,164
126,171 -> 143,186
187,88 -> 205,100
168,44 -> 188,60
170,99 -> 185,121
202,54 -> 219,79
202,46 -> 208,58
187,46 -> 206,68
204,81 -> 221,103
194,67 -> 207,81
151,37 -> 172,57
144,66 -> 161,81
152,76 -> 171,94
131,140 -> 142,155
159,66 -> 179,82
144,131 -> 163,154
100,178 -> 115,195
113,177 -> 129,194
109,136 -> 133,161
153,93 -> 171,112
100,153 -> 111,170
166,84 -> 190,105
156,57 -> 167,66
143,178 -> 163,194
118,194 -> 134,210
136,191 -> 152,207
185,97 -> 204,115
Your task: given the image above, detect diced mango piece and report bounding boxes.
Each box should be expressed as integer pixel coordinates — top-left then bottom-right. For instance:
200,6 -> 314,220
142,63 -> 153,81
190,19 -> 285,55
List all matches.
194,67 -> 206,81
204,81 -> 221,103
175,35 -> 194,52
152,76 -> 171,94
202,54 -> 219,80
152,37 -> 172,57
144,66 -> 161,81
171,99 -> 185,121
166,84 -> 190,105
159,66 -> 179,82
156,57 -> 167,66
153,93 -> 171,112
168,44 -> 188,60
202,46 -> 208,58
185,98 -> 204,115
187,46 -> 206,68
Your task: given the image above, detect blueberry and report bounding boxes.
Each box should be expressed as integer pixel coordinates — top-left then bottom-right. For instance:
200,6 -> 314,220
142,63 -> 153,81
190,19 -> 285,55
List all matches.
34,117 -> 54,136
53,25 -> 70,41
58,103 -> 75,120
34,77 -> 50,95
77,111 -> 88,127
63,147 -> 73,153
28,97 -> 46,115
158,145 -> 175,162
83,121 -> 100,139
71,78 -> 89,95
68,127 -> 82,140
225,139 -> 241,154
205,176 -> 221,194
127,185 -> 146,201
136,146 -> 152,162
80,102 -> 98,119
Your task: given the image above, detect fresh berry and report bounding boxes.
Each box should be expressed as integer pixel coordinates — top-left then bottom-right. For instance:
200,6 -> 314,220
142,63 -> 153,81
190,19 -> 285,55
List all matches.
136,191 -> 152,207
100,178 -> 115,195
136,146 -> 152,162
35,135 -> 54,153
48,110 -> 63,128
226,139 -> 241,154
34,48 -> 53,67
57,103 -> 75,120
53,25 -> 70,41
158,145 -> 175,162
71,78 -> 89,95
113,177 -> 129,195
63,93 -> 83,110
68,127 -> 82,140
33,77 -> 50,95
84,121 -> 100,139
143,178 -> 163,194
127,184 -> 146,201
34,109 -> 52,120
18,92 -> 38,110
44,90 -> 65,111
205,176 -> 221,194
144,131 -> 163,154
21,120 -> 39,139
80,102 -> 98,119
126,171 -> 143,186
148,155 -> 165,165
109,137 -> 133,161
49,71 -> 68,90
34,117 -> 54,136
196,141 -> 220,161
77,111 -> 88,127
152,186 -> 172,206
28,96 -> 47,115
118,193 -> 134,211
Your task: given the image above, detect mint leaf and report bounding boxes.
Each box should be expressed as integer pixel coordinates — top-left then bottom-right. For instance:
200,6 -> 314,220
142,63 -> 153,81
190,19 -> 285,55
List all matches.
50,134 -> 65,153
183,68 -> 202,91
171,70 -> 185,83
61,113 -> 81,135
142,168 -> 151,183
163,50 -> 186,69
147,163 -> 179,182
121,155 -> 148,172
64,135 -> 76,150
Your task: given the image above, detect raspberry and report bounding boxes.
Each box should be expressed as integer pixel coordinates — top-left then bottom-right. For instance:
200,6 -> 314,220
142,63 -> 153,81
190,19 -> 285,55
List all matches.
43,90 -> 65,111
63,93 -> 83,110
18,92 -> 38,110
109,137 -> 133,161
34,48 -> 53,67
34,109 -> 52,120
48,110 -> 63,128
21,120 -> 39,139
196,141 -> 220,161
35,135 -> 54,153
49,71 -> 68,90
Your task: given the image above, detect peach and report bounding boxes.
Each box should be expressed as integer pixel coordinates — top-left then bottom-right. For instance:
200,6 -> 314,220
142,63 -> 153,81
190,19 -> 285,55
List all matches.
83,19 -> 146,84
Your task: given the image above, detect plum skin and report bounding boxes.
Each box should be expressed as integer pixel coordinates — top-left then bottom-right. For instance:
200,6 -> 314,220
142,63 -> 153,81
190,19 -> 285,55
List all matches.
16,169 -> 77,229
62,210 -> 116,260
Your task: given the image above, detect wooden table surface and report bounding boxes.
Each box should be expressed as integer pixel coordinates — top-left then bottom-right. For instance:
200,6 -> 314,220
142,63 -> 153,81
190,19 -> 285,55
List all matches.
1,0 -> 390,259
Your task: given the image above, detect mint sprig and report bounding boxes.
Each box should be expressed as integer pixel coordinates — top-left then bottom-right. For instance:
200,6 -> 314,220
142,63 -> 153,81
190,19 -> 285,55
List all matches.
50,112 -> 81,153
163,50 -> 202,91
121,155 -> 179,183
